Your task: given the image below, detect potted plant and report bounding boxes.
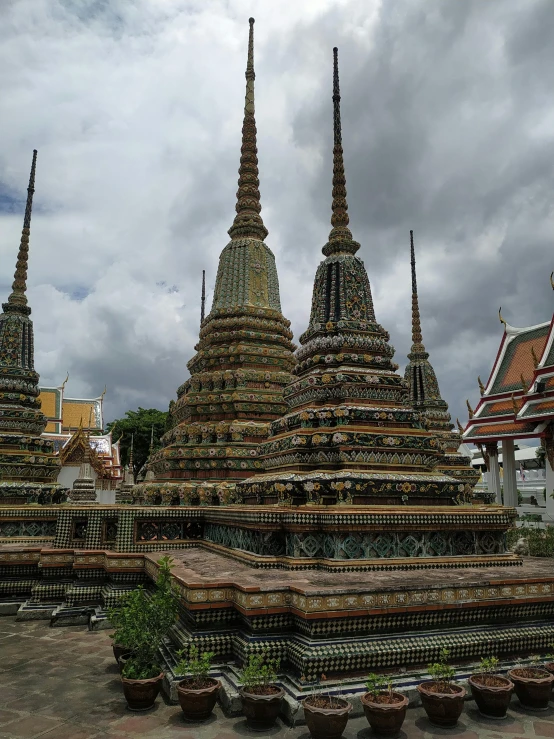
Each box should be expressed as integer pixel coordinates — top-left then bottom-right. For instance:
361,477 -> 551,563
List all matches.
119,556 -> 179,711
174,644 -> 221,720
508,656 -> 554,711
544,644 -> 554,679
468,656 -> 513,719
239,651 -> 284,731
108,597 -> 135,666
303,674 -> 352,739
361,673 -> 408,737
417,648 -> 466,727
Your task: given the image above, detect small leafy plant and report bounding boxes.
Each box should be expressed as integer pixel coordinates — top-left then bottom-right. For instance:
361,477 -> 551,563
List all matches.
110,556 -> 179,681
472,655 -> 508,687
477,656 -> 499,675
240,651 -> 281,695
365,673 -> 390,700
427,648 -> 455,693
175,645 -> 215,690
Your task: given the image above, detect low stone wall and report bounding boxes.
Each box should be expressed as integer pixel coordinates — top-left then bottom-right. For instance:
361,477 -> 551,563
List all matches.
0,503 -> 517,567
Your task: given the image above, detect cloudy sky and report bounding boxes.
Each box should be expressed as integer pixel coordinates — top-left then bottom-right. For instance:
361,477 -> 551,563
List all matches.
1,0 -> 553,429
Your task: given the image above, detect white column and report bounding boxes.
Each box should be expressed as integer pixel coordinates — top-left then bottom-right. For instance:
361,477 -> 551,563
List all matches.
502,439 -> 518,508
546,446 -> 554,521
486,443 -> 502,505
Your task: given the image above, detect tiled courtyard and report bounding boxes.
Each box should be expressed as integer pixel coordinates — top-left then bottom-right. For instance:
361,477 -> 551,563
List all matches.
0,616 -> 553,739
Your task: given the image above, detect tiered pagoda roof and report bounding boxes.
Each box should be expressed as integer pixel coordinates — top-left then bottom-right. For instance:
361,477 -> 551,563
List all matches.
0,151 -> 62,503
404,231 -> 479,493
463,311 -> 554,445
239,49 -> 463,506
145,19 -> 295,504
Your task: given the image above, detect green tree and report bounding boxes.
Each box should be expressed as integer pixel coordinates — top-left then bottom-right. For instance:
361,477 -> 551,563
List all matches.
107,407 -> 167,482
536,444 -> 546,468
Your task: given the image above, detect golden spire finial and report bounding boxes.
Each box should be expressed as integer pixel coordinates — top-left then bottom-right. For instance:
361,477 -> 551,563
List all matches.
498,307 -> 507,327
100,385 -> 107,400
550,271 -> 554,290
227,18 -> 268,242
478,376 -> 485,395
511,393 -> 519,416
466,399 -> 474,419
456,418 -> 464,434
531,346 -> 539,370
520,374 -> 529,394
7,150 -> 37,311
61,372 -> 69,392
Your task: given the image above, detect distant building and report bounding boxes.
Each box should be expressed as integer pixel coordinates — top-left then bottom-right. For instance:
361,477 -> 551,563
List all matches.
38,385 -> 122,491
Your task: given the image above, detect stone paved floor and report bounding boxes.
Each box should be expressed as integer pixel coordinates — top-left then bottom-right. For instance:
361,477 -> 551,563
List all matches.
0,617 -> 554,738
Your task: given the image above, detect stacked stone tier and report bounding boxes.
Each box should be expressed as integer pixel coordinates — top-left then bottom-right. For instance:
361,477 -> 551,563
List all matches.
7,541 -> 554,683
150,304 -> 295,487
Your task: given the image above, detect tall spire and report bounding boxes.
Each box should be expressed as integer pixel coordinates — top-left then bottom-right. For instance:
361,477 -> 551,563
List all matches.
323,49 -> 359,257
228,18 -> 268,242
7,150 -> 37,312
410,230 -> 424,351
201,269 -> 206,324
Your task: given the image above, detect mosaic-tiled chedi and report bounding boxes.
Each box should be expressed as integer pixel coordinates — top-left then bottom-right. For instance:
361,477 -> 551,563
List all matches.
139,20 -> 295,505
404,230 -> 479,496
239,50 -> 465,508
0,151 -> 63,504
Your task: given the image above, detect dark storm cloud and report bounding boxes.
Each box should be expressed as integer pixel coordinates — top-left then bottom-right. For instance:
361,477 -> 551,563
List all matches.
269,0 -> 554,425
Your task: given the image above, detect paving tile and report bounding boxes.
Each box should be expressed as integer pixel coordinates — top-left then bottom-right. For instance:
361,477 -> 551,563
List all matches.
38,723 -> 101,739
0,708 -> 21,726
535,721 -> 554,738
2,715 -> 64,737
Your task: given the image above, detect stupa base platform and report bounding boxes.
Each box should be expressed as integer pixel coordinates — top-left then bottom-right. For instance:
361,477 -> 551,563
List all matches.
1,541 -> 554,681
0,482 -> 67,505
0,504 -> 516,565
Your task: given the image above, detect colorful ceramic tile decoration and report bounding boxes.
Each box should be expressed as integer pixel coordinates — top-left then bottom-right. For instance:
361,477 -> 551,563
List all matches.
0,151 -> 65,504
132,18 -> 296,506
405,230 -> 480,497
237,49 -> 481,510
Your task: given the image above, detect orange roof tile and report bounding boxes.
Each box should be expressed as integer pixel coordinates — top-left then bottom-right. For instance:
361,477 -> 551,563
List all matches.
466,420 -> 537,439
491,326 -> 549,394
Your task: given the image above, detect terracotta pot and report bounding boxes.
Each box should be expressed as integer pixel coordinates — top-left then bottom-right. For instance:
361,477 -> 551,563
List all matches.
240,686 -> 284,731
121,671 -> 164,711
118,653 -> 133,674
361,691 -> 408,737
508,668 -> 554,711
177,677 -> 221,720
303,697 -> 352,739
468,674 -> 513,719
112,643 -> 130,663
417,681 -> 466,727
545,662 -> 554,680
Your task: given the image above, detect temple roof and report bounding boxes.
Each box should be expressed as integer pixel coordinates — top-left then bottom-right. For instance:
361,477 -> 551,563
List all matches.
463,313 -> 554,443
39,386 -> 104,434
484,320 -> 550,396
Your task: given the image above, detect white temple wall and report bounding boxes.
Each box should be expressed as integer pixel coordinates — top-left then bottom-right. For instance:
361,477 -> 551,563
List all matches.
57,465 -> 99,489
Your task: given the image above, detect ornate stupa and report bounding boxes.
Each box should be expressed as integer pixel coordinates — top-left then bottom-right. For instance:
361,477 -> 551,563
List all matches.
69,429 -> 96,503
141,19 -> 295,505
404,231 -> 479,495
240,49 -> 463,506
0,151 -> 62,504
